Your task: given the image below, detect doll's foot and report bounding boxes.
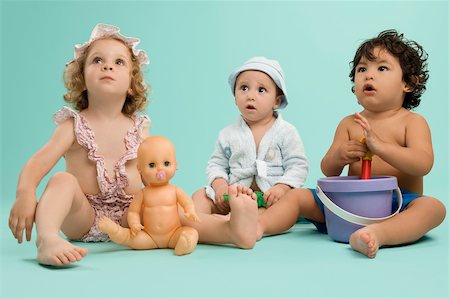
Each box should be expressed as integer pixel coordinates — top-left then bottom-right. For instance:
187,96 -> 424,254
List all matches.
174,227 -> 199,256
228,185 -> 258,249
98,216 -> 120,235
349,227 -> 379,258
36,235 -> 87,266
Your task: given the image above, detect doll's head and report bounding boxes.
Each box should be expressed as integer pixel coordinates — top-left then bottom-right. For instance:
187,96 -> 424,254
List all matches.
349,30 -> 429,110
137,136 -> 177,186
228,56 -> 288,109
63,24 -> 149,116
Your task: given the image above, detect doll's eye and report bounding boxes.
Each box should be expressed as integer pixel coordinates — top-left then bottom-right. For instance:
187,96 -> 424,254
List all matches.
164,161 -> 170,167
116,59 -> 125,66
258,87 -> 266,93
149,163 -> 155,168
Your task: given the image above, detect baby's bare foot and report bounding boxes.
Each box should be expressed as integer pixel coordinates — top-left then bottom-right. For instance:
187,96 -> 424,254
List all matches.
349,227 -> 379,258
228,185 -> 258,249
36,235 -> 87,266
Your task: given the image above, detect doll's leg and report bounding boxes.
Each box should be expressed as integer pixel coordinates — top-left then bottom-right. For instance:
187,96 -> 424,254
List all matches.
257,188 -> 324,240
168,226 -> 199,256
350,196 -> 446,258
35,172 -> 93,266
98,217 -> 158,250
180,185 -> 258,248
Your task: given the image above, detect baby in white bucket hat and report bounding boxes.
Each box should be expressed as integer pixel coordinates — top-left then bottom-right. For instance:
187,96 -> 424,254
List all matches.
185,56 -> 309,248
228,56 -> 288,109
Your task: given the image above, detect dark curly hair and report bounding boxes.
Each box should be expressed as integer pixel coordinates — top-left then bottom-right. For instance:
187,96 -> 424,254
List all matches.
349,30 -> 429,110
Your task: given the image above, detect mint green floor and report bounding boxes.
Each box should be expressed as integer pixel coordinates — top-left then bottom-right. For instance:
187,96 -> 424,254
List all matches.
1,217 -> 448,299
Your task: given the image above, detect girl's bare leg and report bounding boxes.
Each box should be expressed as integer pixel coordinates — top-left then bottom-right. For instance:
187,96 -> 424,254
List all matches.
35,172 -> 94,266
350,196 -> 446,258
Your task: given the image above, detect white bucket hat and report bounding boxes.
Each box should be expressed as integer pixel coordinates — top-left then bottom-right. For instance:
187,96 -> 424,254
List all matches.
68,23 -> 149,66
228,56 -> 288,109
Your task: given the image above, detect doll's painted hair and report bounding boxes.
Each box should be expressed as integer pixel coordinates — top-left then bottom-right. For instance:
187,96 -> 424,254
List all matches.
63,38 -> 149,115
349,30 -> 429,110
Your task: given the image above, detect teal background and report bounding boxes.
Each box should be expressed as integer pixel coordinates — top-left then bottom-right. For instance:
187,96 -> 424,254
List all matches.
1,1 -> 448,299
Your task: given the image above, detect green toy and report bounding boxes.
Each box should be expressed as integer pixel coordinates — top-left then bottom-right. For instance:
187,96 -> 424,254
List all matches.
223,191 -> 266,208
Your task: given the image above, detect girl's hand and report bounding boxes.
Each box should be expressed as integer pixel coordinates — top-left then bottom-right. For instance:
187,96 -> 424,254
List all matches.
263,184 -> 291,208
9,194 -> 37,243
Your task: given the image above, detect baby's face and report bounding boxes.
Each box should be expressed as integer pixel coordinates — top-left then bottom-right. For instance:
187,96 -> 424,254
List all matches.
234,70 -> 281,125
353,47 -> 411,112
138,138 -> 177,186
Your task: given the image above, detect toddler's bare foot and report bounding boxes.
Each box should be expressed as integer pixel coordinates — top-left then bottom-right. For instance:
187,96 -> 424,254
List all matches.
349,227 -> 379,258
228,185 -> 258,249
174,228 -> 199,256
36,235 -> 87,266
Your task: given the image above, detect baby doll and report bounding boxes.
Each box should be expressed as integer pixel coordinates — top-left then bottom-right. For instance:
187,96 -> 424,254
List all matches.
99,136 -> 200,256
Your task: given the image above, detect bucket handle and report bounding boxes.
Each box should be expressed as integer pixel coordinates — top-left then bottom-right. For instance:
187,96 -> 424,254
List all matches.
316,185 -> 403,226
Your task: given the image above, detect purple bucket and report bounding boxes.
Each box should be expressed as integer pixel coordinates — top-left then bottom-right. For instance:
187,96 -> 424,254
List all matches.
316,176 -> 402,243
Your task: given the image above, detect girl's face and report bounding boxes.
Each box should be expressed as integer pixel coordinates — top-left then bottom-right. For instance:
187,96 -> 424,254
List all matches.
234,70 -> 281,125
84,38 -> 132,99
354,47 -> 411,113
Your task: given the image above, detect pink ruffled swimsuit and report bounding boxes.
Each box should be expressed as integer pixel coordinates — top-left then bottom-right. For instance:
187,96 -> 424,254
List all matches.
53,106 -> 150,242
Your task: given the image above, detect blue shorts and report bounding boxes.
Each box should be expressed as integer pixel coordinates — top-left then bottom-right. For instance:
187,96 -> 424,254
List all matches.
306,188 -> 421,234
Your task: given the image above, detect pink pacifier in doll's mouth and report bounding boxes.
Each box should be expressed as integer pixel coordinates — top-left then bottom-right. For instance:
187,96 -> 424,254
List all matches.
156,171 -> 166,181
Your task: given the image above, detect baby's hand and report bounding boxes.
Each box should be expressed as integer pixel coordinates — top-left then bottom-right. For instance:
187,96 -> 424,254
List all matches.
263,184 -> 291,208
130,223 -> 144,236
9,193 -> 38,244
213,181 -> 230,213
336,140 -> 368,165
354,112 -> 382,154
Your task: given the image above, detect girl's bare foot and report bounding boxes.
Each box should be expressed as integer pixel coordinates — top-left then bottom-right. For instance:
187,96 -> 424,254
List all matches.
228,185 -> 258,249
36,235 -> 87,266
349,227 -> 379,258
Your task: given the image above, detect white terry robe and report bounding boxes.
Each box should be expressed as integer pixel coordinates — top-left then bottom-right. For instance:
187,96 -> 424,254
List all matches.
205,114 -> 308,200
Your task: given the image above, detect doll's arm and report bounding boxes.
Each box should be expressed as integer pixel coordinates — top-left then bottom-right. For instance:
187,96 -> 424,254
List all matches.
10,119 -> 75,243
128,190 -> 144,236
176,187 -> 200,222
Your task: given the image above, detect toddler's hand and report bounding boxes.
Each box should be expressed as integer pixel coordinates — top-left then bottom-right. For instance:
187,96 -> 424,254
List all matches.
264,184 -> 291,208
130,223 -> 144,236
354,112 -> 382,154
9,194 -> 37,244
336,140 -> 368,166
213,181 -> 230,213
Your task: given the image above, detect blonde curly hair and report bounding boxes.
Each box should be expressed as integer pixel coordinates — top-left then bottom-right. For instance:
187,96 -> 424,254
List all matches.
63,38 -> 149,115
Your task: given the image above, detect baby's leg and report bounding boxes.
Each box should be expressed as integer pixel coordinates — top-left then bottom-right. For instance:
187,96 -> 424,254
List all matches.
168,226 -> 199,256
98,217 -> 158,250
35,172 -> 92,266
257,188 -> 323,239
179,185 -> 258,248
192,188 -> 215,214
350,196 -> 446,258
